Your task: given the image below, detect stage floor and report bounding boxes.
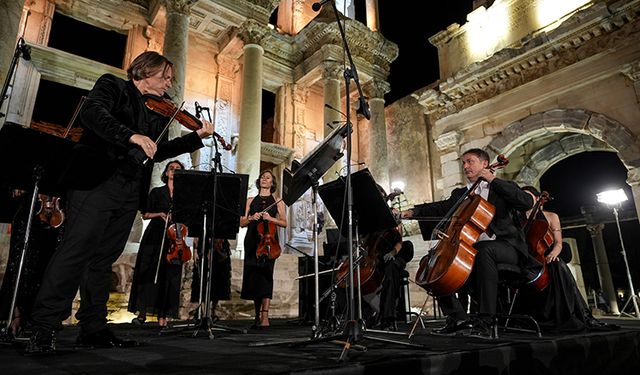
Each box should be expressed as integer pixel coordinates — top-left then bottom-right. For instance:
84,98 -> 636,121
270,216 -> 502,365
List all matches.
2,317 -> 639,374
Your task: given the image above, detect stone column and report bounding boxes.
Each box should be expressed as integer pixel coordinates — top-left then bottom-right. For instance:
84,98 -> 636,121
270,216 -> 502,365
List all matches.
322,61 -> 343,181
627,168 -> 640,227
163,0 -> 192,141
365,0 -> 379,32
363,79 -> 390,190
236,21 -> 268,194
622,61 -> 640,104
587,224 -> 620,315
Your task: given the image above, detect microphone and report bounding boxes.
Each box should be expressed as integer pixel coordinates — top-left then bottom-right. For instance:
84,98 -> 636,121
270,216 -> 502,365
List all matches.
194,101 -> 202,119
324,103 -> 347,118
18,38 -> 31,61
312,0 -> 332,12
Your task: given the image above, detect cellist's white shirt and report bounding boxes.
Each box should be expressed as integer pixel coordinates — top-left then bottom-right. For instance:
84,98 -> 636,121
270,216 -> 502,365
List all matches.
466,180 -> 496,242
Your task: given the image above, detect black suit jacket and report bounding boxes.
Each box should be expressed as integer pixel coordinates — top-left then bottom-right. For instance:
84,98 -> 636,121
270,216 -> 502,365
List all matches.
413,178 -> 542,279
61,74 -> 203,209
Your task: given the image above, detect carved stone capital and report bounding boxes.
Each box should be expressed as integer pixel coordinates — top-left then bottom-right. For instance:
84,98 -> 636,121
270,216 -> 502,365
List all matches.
434,131 -> 462,151
627,167 -> 640,187
363,79 -> 390,99
586,223 -> 605,236
622,60 -> 640,82
164,0 -> 196,15
237,19 -> 270,46
322,61 -> 343,81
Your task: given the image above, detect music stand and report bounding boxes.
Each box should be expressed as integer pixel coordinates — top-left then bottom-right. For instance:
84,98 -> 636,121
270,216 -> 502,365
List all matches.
282,122 -> 350,331
163,170 -> 248,338
0,123 -> 73,337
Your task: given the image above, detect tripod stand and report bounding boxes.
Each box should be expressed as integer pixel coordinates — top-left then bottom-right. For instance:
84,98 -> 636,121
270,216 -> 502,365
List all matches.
611,206 -> 640,319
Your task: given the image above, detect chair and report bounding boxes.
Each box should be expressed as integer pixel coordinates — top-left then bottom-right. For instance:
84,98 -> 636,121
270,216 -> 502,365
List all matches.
494,263 -> 542,338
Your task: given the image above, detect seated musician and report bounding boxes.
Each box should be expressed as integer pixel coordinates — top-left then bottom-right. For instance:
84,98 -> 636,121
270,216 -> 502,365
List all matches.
401,148 -> 536,337
519,186 -> 615,332
369,185 -> 414,330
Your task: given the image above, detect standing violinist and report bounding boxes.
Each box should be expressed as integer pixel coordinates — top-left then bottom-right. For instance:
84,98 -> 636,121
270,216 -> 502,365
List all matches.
26,51 -> 214,354
401,148 -> 536,337
520,186 -> 614,332
128,160 -> 187,328
239,170 -> 287,330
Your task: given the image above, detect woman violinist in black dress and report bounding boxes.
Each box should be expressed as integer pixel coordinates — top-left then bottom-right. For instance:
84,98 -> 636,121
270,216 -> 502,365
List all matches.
240,170 -> 287,329
128,160 -> 187,328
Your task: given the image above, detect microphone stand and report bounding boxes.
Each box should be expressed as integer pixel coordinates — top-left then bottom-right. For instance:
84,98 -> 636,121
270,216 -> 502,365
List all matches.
1,38 -> 31,119
286,1 -> 422,360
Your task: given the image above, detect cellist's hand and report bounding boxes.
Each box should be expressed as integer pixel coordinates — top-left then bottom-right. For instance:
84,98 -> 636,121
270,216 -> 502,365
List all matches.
477,168 -> 496,183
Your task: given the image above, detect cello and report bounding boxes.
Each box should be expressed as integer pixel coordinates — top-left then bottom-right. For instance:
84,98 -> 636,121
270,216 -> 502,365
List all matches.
522,191 -> 552,292
415,155 -> 509,297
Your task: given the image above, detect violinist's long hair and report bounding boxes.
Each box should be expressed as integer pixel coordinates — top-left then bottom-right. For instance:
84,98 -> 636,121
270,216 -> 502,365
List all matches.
161,160 -> 185,184
255,170 -> 277,193
127,51 -> 174,81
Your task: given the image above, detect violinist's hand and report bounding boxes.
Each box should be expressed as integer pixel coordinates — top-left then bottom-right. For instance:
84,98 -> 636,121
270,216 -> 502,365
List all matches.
129,134 -> 157,158
477,168 -> 496,183
400,209 -> 413,219
383,251 -> 395,263
262,212 -> 273,222
196,119 -> 215,139
158,212 -> 168,221
250,212 -> 262,221
546,246 -> 561,263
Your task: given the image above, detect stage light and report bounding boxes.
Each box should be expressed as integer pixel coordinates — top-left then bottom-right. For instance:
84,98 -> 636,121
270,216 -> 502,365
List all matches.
391,180 -> 405,193
596,188 -> 627,205
597,188 -> 639,319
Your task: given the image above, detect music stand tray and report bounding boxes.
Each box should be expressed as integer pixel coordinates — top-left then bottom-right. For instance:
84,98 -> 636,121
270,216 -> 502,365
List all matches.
318,168 -> 397,237
172,170 -> 248,238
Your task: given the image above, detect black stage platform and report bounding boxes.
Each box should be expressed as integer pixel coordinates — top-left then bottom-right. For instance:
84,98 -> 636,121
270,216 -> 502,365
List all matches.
1,318 -> 639,374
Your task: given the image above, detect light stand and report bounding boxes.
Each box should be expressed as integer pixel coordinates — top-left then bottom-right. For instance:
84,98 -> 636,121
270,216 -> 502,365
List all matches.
597,188 -> 640,319
612,206 -> 640,318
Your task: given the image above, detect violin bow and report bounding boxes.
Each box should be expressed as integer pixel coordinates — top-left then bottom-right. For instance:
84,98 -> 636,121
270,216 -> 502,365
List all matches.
154,215 -> 171,285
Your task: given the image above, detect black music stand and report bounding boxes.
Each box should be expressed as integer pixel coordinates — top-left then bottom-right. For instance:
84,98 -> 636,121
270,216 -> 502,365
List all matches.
283,122 -> 350,331
0,123 -> 72,338
163,170 -> 248,338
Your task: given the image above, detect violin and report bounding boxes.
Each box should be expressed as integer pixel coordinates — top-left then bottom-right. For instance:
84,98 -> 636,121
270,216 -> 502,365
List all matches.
36,194 -> 65,228
523,191 -> 552,292
166,222 -> 192,265
415,155 -> 509,297
144,95 -> 232,151
255,199 -> 282,261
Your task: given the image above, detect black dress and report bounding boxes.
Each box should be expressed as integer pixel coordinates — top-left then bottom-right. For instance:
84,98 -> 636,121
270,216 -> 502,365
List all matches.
0,195 -> 64,325
127,186 -> 182,318
240,195 -> 278,300
191,238 -> 232,303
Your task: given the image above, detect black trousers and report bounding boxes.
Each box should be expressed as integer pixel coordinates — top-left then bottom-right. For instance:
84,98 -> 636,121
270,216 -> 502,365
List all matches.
31,173 -> 140,334
438,239 -> 519,319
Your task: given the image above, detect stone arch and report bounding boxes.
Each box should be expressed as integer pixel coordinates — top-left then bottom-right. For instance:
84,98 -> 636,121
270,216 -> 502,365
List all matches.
514,134 -> 614,186
487,108 -> 640,184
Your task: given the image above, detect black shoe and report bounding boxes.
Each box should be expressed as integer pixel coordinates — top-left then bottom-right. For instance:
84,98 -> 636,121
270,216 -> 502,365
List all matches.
432,316 -> 472,335
24,328 -> 56,354
76,327 -> 139,349
468,317 -> 496,339
378,318 -> 398,332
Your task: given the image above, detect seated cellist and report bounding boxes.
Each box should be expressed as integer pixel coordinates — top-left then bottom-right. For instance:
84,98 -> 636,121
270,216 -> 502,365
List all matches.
400,148 -> 536,337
